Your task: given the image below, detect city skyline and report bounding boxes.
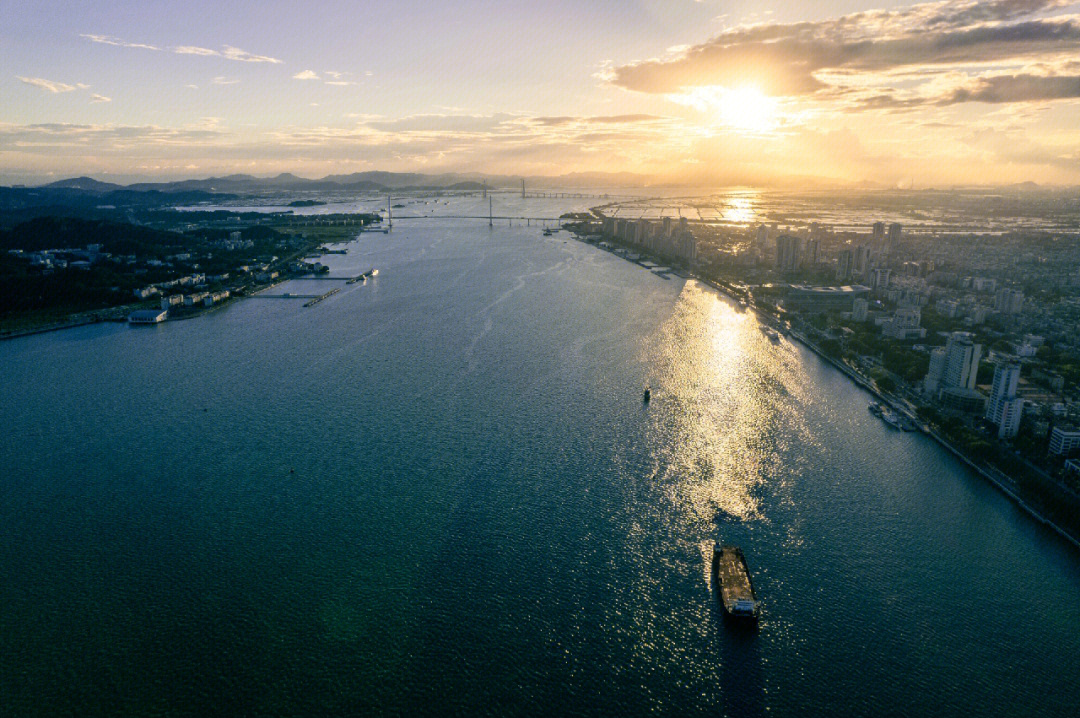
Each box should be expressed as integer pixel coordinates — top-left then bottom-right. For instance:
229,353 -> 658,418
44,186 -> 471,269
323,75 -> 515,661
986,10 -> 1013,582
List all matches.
5,0 -> 1080,186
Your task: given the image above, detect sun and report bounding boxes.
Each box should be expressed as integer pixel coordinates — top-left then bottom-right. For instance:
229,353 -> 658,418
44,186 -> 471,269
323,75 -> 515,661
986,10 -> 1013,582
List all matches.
718,86 -> 778,133
672,85 -> 780,133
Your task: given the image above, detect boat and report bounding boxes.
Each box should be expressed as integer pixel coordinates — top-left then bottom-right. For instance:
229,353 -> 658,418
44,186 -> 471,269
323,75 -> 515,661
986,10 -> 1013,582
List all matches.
643,387 -> 651,403
712,545 -> 760,621
370,269 -> 379,276
880,408 -> 903,430
868,402 -> 883,416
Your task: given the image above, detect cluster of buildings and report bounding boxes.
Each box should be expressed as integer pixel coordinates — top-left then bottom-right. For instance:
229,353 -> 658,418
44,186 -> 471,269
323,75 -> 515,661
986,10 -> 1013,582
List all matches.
600,216 -> 698,264
7,244 -> 107,272
730,216 -> 1080,468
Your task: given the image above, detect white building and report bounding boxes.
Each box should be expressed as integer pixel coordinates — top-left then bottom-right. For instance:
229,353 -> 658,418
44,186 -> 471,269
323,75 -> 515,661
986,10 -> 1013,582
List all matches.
943,332 -> 982,391
924,347 -> 947,395
985,363 -> 1023,438
882,307 -> 924,339
127,309 -> 168,324
852,297 -> 869,322
870,268 -> 892,290
1049,426 -> 1080,456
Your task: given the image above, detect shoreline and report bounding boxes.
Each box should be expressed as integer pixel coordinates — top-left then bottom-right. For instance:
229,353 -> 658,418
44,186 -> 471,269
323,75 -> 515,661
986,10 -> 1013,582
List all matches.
574,228 -> 1080,551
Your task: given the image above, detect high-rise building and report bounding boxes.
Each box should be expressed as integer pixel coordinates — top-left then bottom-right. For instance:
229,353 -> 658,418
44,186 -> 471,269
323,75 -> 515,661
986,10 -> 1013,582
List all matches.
837,249 -> 854,281
853,245 -> 872,276
804,238 -> 819,266
871,268 -> 892,290
943,332 -> 982,391
887,223 -> 902,253
995,287 -> 1025,315
872,222 -> 885,242
985,363 -> 1023,438
775,234 -> 802,272
634,219 -> 651,245
924,347 -> 947,395
852,297 -> 869,322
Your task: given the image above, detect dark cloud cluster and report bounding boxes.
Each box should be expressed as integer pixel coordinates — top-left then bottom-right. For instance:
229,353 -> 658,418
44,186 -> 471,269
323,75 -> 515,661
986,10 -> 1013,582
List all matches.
609,0 -> 1080,108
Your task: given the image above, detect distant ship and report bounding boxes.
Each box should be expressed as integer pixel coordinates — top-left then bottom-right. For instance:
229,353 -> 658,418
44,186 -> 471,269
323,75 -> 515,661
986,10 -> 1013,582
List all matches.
643,387 -> 651,403
712,545 -> 760,622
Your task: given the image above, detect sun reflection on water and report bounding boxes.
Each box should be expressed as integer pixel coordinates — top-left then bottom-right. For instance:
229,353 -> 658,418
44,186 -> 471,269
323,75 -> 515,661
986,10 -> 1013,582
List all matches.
643,281 -> 805,528
723,197 -> 757,225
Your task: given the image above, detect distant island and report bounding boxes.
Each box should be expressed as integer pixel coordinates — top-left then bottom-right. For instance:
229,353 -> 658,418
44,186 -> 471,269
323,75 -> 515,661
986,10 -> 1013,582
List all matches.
288,199 -> 326,207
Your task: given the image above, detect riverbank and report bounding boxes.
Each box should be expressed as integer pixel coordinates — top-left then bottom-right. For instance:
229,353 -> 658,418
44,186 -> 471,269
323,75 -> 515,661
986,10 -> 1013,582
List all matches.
572,226 -> 1080,551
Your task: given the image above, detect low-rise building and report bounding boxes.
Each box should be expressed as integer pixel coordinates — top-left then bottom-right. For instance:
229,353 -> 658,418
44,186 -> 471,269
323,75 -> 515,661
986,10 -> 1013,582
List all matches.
1049,426 -> 1080,456
127,309 -> 168,324
203,291 -> 230,307
783,285 -> 870,314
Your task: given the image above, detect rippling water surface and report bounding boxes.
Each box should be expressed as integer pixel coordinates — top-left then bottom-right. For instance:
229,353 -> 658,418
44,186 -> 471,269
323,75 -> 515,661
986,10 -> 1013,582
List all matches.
2,209 -> 1079,717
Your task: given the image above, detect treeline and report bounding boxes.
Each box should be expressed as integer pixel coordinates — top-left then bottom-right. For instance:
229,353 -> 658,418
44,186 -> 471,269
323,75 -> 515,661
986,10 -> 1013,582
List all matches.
0,217 -> 188,255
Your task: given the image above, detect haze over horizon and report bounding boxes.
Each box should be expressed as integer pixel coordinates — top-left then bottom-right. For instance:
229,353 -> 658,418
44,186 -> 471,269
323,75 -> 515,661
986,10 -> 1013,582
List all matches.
5,0 -> 1080,187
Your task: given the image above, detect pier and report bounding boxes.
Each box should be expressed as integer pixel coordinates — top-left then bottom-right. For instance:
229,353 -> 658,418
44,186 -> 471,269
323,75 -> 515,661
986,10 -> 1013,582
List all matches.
304,288 -> 340,307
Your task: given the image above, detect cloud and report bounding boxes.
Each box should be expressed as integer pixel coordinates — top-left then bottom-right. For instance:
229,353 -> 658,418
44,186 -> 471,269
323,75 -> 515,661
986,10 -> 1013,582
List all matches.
296,70 -> 357,85
941,72 -> 1080,103
531,114 -> 666,126
173,45 -> 219,57
362,113 -> 520,133
220,46 -> 282,63
211,76 -> 239,85
607,0 -> 1080,107
174,45 -> 282,63
81,34 -> 160,51
90,94 -> 112,103
17,76 -> 78,93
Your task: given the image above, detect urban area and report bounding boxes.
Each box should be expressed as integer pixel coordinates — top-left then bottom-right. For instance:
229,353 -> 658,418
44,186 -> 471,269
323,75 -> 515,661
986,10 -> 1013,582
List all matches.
571,194 -> 1080,543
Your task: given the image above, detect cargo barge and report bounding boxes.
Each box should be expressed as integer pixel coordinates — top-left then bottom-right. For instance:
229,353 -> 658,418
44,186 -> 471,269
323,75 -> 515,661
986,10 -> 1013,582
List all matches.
712,545 -> 760,622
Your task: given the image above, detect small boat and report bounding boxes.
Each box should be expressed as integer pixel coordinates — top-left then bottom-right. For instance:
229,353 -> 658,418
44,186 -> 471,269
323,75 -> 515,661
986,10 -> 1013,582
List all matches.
712,545 -> 760,622
370,269 -> 379,276
880,409 -> 903,430
643,387 -> 651,403
868,402 -> 883,416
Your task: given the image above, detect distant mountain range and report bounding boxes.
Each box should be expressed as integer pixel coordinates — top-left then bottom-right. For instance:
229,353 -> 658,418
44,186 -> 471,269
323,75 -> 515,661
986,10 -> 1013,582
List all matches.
32,170 -> 652,194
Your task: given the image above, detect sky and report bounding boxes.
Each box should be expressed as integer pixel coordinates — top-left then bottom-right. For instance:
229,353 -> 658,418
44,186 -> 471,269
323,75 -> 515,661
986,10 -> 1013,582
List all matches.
3,0 -> 1080,187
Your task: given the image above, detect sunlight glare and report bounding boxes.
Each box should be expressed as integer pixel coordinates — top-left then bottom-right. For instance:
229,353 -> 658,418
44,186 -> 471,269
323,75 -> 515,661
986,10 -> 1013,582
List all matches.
719,86 -> 778,132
